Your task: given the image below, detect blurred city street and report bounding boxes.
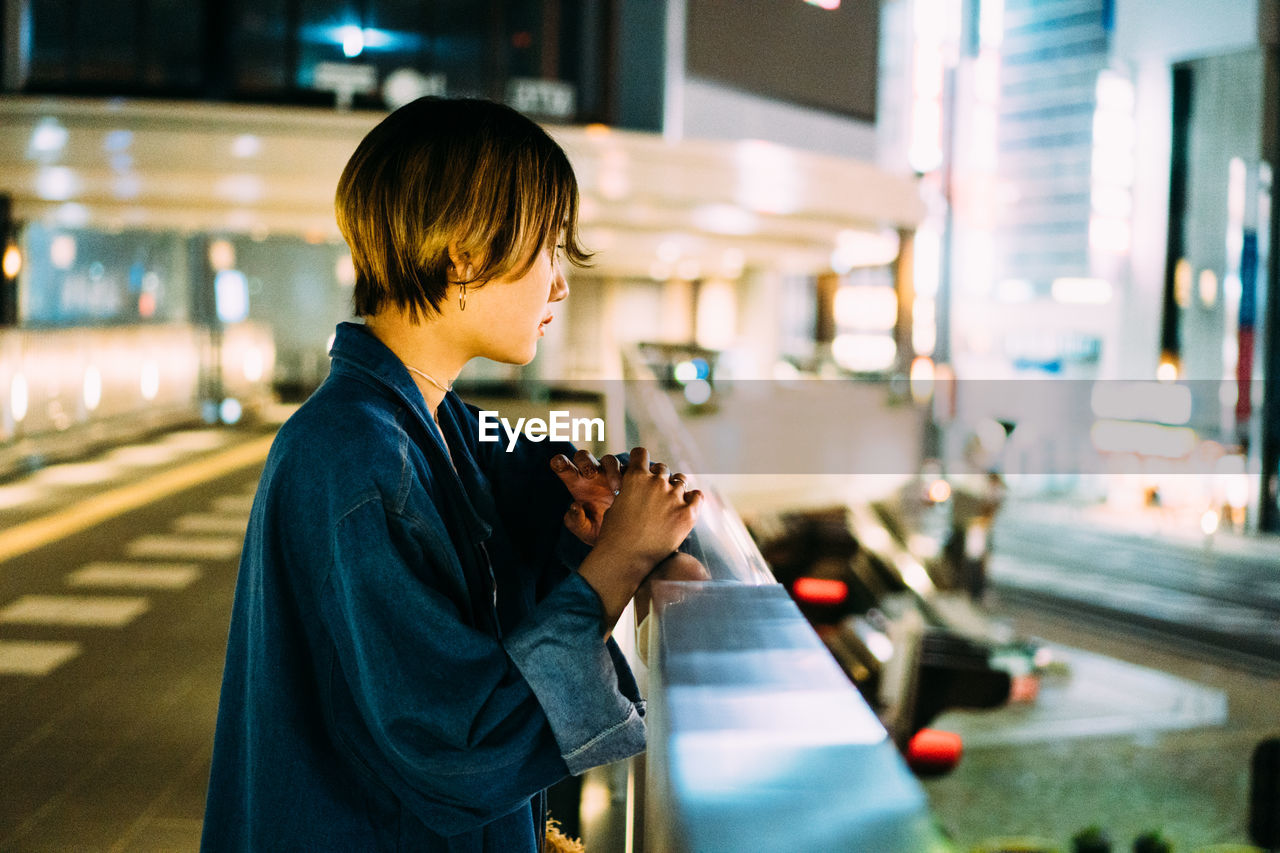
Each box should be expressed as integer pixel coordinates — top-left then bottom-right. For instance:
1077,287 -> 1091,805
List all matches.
3,0 -> 1280,849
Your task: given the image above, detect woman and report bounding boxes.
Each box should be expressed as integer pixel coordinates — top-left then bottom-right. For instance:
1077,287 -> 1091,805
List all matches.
202,97 -> 702,851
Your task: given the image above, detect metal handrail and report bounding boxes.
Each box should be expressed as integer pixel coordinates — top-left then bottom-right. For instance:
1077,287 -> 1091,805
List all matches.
619,350 -> 951,852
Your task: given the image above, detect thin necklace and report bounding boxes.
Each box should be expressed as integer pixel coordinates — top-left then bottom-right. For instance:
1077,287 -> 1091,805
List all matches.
404,363 -> 453,394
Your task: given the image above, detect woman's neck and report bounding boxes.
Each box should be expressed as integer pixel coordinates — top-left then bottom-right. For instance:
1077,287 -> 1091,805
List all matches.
364,310 -> 469,418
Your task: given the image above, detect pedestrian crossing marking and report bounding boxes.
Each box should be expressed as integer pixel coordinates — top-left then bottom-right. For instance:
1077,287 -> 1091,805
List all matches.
104,443 -> 185,467
31,461 -> 123,487
68,563 -> 201,590
0,434 -> 274,565
0,483 -> 46,511
0,595 -> 150,627
172,513 -> 248,535
0,640 -> 82,675
126,535 -> 243,561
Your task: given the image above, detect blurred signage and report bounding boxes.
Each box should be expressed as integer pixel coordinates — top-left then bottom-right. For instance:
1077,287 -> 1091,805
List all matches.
313,62 -> 376,110
505,78 -> 576,119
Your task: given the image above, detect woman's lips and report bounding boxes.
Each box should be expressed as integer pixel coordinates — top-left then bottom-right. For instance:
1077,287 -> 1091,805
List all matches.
538,315 -> 553,336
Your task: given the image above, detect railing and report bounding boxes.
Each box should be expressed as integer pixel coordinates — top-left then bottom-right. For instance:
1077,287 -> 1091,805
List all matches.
619,351 -> 951,852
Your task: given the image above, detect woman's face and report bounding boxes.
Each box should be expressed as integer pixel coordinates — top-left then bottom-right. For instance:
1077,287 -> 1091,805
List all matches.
464,245 -> 568,365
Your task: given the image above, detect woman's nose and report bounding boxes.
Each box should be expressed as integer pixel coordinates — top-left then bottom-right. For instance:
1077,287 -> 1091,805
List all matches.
549,264 -> 569,303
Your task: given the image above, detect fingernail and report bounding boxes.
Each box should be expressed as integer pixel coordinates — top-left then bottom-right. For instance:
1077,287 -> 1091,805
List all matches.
551,457 -> 568,471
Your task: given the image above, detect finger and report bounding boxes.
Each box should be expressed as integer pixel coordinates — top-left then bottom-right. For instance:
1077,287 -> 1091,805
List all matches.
550,454 -> 577,475
669,472 -> 688,490
628,447 -> 650,477
650,461 -> 669,480
551,457 -> 585,491
684,489 -> 704,508
600,455 -> 623,492
573,449 -> 600,478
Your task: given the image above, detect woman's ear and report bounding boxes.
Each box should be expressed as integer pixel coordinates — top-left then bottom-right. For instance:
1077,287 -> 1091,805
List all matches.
446,241 -> 474,282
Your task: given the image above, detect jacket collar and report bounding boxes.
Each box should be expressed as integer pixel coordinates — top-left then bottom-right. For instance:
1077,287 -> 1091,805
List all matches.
328,321 -> 493,541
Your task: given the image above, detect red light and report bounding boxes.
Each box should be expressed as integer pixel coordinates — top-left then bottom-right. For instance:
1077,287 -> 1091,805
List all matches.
905,728 -> 963,775
792,577 -> 848,605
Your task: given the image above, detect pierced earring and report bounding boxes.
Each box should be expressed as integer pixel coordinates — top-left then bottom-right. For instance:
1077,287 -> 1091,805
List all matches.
459,282 -> 467,312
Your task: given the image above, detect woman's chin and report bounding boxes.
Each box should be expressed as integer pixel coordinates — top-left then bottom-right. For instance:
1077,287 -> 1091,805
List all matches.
492,341 -> 538,366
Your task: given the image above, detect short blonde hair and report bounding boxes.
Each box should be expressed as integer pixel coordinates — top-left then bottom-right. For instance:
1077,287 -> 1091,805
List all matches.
336,97 -> 591,320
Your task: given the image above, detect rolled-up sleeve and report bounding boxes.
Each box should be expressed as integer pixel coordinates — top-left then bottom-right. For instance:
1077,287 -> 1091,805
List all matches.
319,496 -> 644,835
504,570 -> 646,774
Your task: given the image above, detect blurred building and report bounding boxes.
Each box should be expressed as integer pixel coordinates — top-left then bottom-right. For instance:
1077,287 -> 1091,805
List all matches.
3,0 -> 1278,529
878,0 -> 1280,530
0,1 -> 926,468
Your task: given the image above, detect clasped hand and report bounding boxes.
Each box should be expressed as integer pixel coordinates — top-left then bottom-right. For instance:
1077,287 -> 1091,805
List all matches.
551,447 -> 699,550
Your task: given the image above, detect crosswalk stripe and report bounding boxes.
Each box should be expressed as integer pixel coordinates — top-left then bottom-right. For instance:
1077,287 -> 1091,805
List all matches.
0,483 -> 46,511
30,461 -> 122,487
172,513 -> 248,535
104,443 -> 185,467
0,640 -> 82,675
0,595 -> 150,627
126,535 -> 243,561
67,563 -> 202,590
0,434 -> 274,565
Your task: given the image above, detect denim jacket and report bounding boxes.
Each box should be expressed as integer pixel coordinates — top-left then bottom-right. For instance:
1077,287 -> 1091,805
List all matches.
202,322 -> 646,851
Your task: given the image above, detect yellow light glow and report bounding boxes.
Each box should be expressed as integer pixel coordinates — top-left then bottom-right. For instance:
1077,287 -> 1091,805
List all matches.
1156,358 -> 1179,382
2,244 -> 21,278
1198,269 -> 1218,308
1174,259 -> 1192,308
927,479 -> 952,503
910,356 -> 935,403
208,239 -> 236,272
